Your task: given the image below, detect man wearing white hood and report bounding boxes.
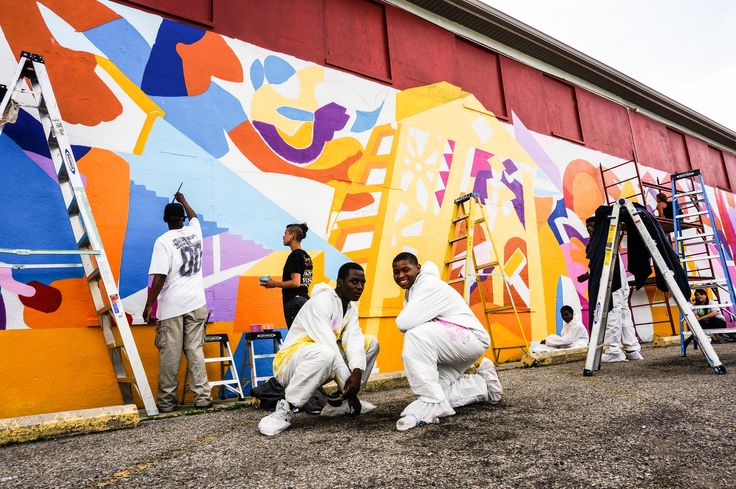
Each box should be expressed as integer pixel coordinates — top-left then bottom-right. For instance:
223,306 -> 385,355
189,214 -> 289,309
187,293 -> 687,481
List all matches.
258,262 -> 379,436
530,305 -> 589,353
392,252 -> 503,431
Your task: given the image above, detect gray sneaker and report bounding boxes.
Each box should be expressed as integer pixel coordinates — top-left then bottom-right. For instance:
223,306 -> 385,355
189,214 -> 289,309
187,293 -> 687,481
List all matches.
258,399 -> 293,436
601,352 -> 628,363
625,351 -> 643,361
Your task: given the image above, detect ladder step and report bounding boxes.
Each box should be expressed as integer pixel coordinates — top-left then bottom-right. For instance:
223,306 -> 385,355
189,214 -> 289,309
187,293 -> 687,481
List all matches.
677,232 -> 714,241
66,197 -> 79,216
676,210 -> 708,218
87,268 -> 101,282
688,279 -> 727,288
252,353 -> 277,359
673,190 -> 703,198
116,377 -> 136,384
446,278 -> 464,285
106,340 -> 124,349
204,357 -> 232,363
475,261 -> 498,270
445,256 -> 466,265
77,232 -> 90,248
449,235 -> 468,244
209,379 -> 241,387
452,214 -> 470,223
486,305 -> 514,313
681,255 -> 722,263
692,304 -> 732,310
678,199 -> 705,207
97,304 -> 112,315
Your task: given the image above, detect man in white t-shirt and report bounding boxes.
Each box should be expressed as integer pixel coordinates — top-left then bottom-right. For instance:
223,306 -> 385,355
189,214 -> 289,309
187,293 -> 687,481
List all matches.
143,192 -> 211,413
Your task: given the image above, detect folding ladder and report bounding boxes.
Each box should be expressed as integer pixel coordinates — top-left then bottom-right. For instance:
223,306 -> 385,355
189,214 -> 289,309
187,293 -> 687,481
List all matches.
584,199 -> 726,376
442,193 -> 528,362
671,169 -> 736,353
242,330 -> 283,391
0,52 -> 159,415
182,332 -> 244,402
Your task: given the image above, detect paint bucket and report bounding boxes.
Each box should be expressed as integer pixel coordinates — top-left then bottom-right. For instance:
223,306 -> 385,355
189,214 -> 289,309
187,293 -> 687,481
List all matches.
250,324 -> 262,332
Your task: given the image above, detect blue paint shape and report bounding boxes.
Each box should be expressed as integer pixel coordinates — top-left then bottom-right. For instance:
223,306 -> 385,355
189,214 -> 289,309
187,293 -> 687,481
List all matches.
122,119 -> 350,280
0,134 -> 83,284
71,145 -> 91,162
119,182 -> 226,297
3,109 -> 51,158
276,106 -> 314,122
556,278 -> 564,335
227,328 -> 287,395
249,59 -> 264,90
351,102 -> 384,133
84,18 -> 152,86
263,55 -> 295,85
152,82 -> 247,158
546,197 -> 569,245
141,19 -> 205,97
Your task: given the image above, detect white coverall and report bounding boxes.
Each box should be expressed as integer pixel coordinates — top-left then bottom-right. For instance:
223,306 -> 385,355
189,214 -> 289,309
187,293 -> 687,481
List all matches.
530,316 -> 589,353
604,256 -> 641,356
272,283 -> 378,408
396,262 -> 502,423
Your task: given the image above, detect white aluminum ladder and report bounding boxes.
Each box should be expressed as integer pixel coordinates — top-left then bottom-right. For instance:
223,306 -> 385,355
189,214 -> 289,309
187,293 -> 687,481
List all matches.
584,199 -> 726,376
0,52 -> 159,415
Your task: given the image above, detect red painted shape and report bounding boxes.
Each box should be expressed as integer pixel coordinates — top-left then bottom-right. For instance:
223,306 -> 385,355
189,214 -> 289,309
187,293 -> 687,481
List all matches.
386,6 -> 457,89
214,0 -> 325,65
706,146 -> 730,190
342,192 -> 376,211
325,0 -> 391,81
18,282 -> 62,313
724,152 -> 736,191
576,88 -> 633,160
630,112 -> 671,170
543,75 -> 583,142
500,57 -> 549,135
455,38 -> 507,118
666,128 -> 691,174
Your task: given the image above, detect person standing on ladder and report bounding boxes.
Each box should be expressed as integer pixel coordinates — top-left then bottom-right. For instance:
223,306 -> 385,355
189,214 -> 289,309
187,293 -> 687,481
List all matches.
578,216 -> 643,362
261,223 -> 313,328
143,192 -> 212,413
391,252 -> 503,432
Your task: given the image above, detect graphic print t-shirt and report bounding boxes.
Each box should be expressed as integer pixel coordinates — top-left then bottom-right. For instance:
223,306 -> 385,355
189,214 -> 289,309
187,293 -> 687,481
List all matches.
282,249 -> 313,301
148,218 -> 206,320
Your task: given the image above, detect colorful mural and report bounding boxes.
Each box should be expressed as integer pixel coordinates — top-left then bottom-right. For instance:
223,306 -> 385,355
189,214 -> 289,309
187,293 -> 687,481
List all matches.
1,0 -> 736,414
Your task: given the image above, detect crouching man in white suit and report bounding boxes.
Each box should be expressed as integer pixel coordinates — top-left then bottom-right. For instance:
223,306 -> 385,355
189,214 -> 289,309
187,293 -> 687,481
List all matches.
258,262 -> 379,436
392,252 -> 503,431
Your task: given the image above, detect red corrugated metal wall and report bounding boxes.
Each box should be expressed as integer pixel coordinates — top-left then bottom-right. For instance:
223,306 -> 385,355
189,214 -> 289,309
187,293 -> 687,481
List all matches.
118,0 -> 736,184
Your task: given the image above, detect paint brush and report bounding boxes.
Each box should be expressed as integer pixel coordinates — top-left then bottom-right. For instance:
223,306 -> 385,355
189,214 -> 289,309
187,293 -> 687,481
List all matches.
172,182 -> 183,203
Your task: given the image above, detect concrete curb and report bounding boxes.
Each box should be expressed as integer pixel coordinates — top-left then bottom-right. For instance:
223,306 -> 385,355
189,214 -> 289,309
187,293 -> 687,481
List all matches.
520,347 -> 588,368
0,404 -> 139,446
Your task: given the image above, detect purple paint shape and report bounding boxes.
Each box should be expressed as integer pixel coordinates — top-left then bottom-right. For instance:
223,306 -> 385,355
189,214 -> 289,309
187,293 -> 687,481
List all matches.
202,235 -> 214,277
512,111 -> 562,191
205,276 -> 240,322
472,169 -> 493,201
23,150 -> 56,181
500,159 -> 525,226
219,232 -> 271,270
0,288 -> 5,330
252,102 -> 349,164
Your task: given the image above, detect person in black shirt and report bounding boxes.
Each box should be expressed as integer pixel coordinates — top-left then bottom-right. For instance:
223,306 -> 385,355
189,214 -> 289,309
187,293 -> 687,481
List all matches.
656,193 -> 673,219
262,223 -> 313,328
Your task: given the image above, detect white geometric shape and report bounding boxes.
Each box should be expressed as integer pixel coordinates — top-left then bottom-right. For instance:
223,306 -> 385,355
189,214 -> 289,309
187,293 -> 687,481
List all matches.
416,178 -> 428,209
395,203 -> 409,222
401,219 -> 424,237
472,116 -> 493,143
377,135 -> 394,155
342,231 -> 374,252
366,168 -> 387,185
400,171 -> 413,191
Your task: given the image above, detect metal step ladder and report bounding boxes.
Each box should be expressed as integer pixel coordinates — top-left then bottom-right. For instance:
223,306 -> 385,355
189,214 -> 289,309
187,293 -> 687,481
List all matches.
242,330 -> 283,391
584,199 -> 726,376
442,193 -> 528,362
182,332 -> 244,402
671,169 -> 736,353
0,52 -> 159,415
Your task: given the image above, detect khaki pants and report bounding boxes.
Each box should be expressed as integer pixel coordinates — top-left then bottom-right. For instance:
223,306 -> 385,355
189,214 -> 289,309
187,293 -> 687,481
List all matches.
155,305 -> 211,409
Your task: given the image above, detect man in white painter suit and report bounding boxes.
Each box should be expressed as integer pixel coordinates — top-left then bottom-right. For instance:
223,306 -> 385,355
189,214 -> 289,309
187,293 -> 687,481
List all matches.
258,262 -> 379,436
391,252 -> 503,432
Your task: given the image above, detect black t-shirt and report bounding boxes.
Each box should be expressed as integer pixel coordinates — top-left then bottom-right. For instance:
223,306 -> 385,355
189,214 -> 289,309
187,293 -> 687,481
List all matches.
282,249 -> 312,301
663,201 -> 673,219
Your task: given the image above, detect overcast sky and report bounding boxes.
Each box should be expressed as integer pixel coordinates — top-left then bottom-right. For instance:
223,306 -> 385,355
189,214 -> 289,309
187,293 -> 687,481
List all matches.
480,0 -> 736,132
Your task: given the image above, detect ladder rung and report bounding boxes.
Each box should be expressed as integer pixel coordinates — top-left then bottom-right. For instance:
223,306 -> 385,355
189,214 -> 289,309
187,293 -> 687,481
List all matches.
106,340 -> 124,349
67,197 -> 79,216
446,278 -> 464,285
475,261 -> 498,270
449,235 -> 468,244
204,357 -> 232,363
688,280 -> 727,288
252,354 -> 277,359
677,232 -> 714,241
57,164 -> 69,182
675,210 -> 708,218
87,268 -> 101,282
116,377 -> 136,384
674,190 -> 703,198
97,304 -> 112,315
452,214 -> 470,223
445,256 -> 466,265
253,376 -> 272,382
681,255 -> 722,262
692,304 -> 732,310
678,199 -> 705,207
77,232 -> 90,248
487,306 -> 514,313
697,328 -> 736,335
209,379 -> 240,387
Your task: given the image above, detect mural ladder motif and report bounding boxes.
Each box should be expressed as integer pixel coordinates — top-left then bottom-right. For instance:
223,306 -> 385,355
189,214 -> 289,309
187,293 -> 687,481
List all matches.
599,159 -> 678,336
442,193 -> 529,363
0,52 -> 159,416
671,169 -> 736,354
584,199 -> 726,376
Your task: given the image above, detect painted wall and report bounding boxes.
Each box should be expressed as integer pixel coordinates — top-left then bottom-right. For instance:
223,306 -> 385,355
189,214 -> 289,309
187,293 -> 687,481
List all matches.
1,0 -> 735,417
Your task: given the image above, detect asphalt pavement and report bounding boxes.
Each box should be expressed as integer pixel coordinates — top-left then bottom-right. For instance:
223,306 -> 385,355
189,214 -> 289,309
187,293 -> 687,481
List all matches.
2,344 -> 736,489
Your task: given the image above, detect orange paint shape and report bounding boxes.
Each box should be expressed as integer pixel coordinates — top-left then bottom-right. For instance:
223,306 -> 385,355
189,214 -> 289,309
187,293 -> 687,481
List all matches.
342,192 -> 375,212
177,31 -> 244,97
0,2 -> 122,126
233,276 -> 289,330
77,149 -> 130,281
24,277 -> 98,329
39,0 -> 120,31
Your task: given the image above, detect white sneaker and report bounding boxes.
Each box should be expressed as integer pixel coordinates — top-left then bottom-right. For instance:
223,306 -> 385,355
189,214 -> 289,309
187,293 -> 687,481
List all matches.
258,399 -> 293,436
601,352 -> 628,363
625,351 -> 644,361
396,414 -> 439,431
477,358 -> 503,403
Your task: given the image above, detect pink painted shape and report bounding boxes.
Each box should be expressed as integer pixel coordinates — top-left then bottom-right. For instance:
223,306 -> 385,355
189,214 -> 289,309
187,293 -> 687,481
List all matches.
471,149 -> 493,176
0,267 -> 36,296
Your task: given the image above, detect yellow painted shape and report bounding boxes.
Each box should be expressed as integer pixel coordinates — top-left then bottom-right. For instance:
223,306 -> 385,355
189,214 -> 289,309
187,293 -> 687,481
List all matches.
502,248 -> 526,277
95,56 -> 165,155
396,82 -> 470,121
